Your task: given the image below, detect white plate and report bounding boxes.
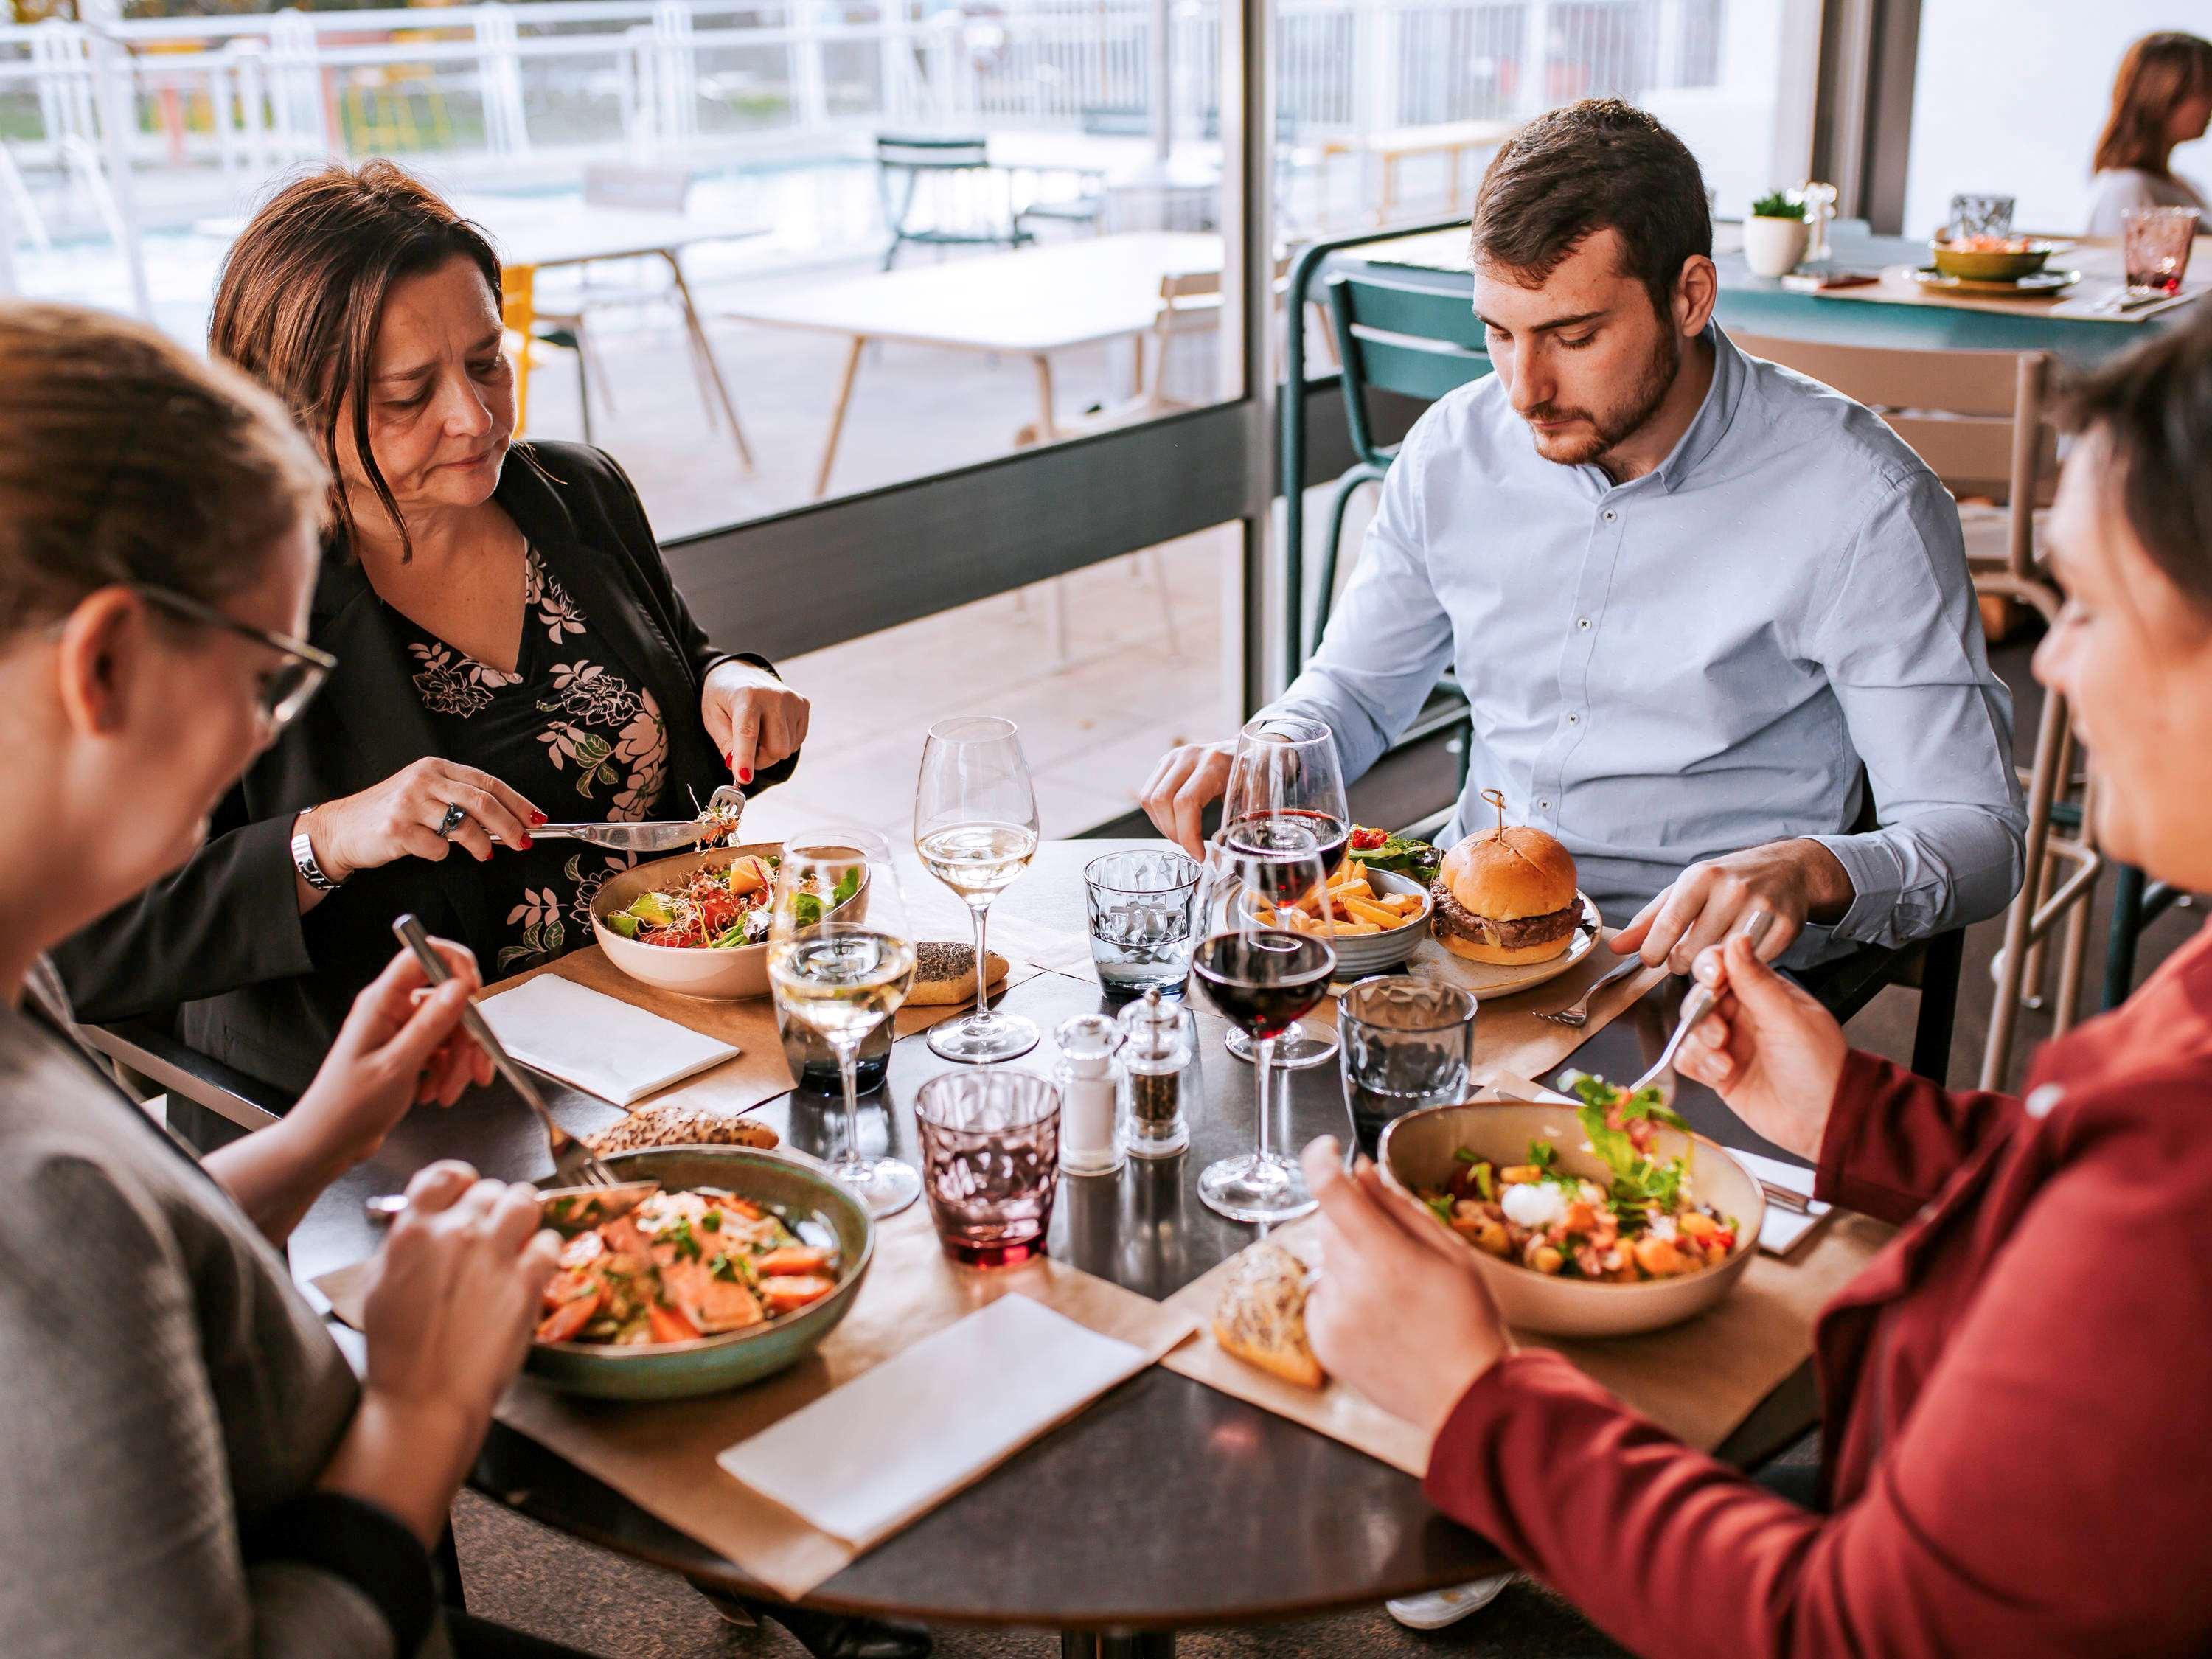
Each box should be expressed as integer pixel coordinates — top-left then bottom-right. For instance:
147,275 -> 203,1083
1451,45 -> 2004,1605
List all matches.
1405,892 -> 1603,999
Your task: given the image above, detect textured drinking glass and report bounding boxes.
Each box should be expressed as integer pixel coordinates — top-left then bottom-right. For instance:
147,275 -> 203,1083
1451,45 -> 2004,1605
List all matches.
914,1069 -> 1062,1267
1338,978 -> 1478,1157
1085,849 -> 1202,996
1947,192 -> 2014,241
2124,206 -> 2199,295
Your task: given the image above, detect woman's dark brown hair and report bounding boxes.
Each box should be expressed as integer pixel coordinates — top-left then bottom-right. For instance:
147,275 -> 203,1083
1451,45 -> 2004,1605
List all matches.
2063,307 -> 2212,614
209,160 -> 501,560
2093,32 -> 2212,176
0,302 -> 326,634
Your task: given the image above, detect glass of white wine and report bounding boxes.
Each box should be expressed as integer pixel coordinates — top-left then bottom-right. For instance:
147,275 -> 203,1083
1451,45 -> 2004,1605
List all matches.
768,830 -> 921,1217
914,715 -> 1042,1064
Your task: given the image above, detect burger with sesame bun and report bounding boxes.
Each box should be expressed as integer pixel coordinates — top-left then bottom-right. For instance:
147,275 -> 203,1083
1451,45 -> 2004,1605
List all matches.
1429,824 -> 1582,966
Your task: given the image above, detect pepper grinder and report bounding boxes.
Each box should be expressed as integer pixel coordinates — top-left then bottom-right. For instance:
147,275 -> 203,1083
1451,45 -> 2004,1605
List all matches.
1054,1014 -> 1126,1176
1116,989 -> 1196,1158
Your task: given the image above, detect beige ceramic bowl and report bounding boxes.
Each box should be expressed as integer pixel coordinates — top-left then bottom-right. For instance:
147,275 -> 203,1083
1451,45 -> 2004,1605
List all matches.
589,841 -> 784,1000
1930,238 -> 2056,282
1379,1099 -> 1764,1338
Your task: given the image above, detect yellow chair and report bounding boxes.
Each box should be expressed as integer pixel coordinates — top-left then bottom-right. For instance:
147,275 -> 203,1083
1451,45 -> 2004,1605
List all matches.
501,265 -> 595,443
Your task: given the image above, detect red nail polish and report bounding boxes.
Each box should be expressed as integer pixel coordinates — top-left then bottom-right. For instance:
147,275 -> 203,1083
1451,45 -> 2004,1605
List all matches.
519,835 -> 533,849
723,752 -> 732,768
739,767 -> 754,784
530,811 -> 547,826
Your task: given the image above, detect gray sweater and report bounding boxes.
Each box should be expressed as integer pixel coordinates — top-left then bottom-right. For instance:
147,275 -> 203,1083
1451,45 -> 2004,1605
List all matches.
0,962 -> 420,1658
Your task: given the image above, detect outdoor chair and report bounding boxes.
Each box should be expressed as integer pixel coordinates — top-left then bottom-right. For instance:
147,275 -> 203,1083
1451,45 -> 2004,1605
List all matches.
1733,333 -> 2084,1088
875,134 -> 1031,270
500,264 -> 598,445
1012,106 -> 1142,238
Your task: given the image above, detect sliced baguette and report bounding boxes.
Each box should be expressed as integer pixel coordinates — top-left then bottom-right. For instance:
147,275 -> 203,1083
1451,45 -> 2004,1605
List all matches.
1212,1241 -> 1326,1389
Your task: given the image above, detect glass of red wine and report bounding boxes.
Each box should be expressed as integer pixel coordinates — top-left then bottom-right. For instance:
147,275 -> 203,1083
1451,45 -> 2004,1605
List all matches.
1220,713 -> 1349,1071
1192,823 -> 1338,1222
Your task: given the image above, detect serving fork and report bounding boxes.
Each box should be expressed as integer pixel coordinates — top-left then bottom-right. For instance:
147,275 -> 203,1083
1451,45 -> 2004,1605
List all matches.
1536,956 -> 1650,1028
389,914 -> 619,1191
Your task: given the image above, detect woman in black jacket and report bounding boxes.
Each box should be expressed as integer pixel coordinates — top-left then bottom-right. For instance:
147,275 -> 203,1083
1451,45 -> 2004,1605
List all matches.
56,163 -> 812,1096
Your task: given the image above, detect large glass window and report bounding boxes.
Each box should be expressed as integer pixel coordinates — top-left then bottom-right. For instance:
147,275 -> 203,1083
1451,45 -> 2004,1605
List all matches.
1902,1 -> 2211,238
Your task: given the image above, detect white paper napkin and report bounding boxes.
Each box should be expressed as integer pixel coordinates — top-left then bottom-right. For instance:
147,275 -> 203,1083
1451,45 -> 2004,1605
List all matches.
1732,1150 -> 1833,1256
478,974 -> 739,1105
717,1293 -> 1151,1547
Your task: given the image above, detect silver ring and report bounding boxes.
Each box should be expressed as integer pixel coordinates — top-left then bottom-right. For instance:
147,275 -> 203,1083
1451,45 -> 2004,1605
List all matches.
436,802 -> 467,839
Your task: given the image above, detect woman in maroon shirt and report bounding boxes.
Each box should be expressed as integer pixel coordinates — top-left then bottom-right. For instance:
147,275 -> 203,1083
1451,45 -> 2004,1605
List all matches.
1300,313 -> 2212,1657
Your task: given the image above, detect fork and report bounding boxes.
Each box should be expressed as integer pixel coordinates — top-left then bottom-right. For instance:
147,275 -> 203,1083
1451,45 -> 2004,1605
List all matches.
1537,956 -> 1650,1028
389,914 -> 619,1190
1610,909 -> 1778,1099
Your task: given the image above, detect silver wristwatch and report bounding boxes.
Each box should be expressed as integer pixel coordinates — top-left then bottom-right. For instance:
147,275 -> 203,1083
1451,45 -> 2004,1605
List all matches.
291,815 -> 341,891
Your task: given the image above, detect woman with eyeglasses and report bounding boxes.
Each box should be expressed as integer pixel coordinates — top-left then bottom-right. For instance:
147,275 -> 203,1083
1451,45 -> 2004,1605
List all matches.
53,161 -> 810,1096
0,301 -> 596,1658
1295,308 -> 2212,1655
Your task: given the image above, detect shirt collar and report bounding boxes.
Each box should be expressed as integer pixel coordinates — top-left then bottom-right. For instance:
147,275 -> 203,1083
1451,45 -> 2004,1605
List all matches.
1651,321 -> 1747,493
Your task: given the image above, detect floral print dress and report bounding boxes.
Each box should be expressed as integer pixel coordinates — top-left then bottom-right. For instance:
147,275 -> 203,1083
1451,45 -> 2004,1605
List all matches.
395,548 -> 672,973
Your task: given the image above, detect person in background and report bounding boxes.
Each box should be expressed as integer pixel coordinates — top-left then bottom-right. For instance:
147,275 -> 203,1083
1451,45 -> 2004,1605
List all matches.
2086,30 -> 2212,236
1143,99 -> 2023,979
55,162 -> 810,1096
1297,307 -> 2212,1655
0,300 -> 581,1659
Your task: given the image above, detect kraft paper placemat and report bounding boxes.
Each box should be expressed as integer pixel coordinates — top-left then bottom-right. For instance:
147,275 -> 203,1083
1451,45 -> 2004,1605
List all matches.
1161,1206 -> 1891,1477
316,1208 -> 1194,1601
484,945 -> 1051,1116
1303,931 -> 1666,1093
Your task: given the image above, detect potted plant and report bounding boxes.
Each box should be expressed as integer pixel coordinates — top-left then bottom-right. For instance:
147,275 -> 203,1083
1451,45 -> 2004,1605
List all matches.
1744,190 -> 1811,278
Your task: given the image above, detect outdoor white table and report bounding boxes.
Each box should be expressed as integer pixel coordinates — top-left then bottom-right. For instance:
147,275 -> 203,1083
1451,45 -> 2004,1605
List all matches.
719,231 -> 1224,497
1318,117 -> 1517,225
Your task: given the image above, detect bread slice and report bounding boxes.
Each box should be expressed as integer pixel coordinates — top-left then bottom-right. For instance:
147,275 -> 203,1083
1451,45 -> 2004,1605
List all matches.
588,1106 -> 781,1156
1212,1242 -> 1326,1389
905,941 -> 1011,1006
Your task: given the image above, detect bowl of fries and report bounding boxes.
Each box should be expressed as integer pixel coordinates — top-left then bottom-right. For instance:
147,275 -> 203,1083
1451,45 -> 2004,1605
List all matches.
1253,860 -> 1431,975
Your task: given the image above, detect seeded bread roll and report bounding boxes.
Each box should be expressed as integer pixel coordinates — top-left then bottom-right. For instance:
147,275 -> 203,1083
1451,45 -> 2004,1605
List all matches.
588,1106 -> 781,1156
1212,1241 -> 1326,1389
905,940 -> 1011,1007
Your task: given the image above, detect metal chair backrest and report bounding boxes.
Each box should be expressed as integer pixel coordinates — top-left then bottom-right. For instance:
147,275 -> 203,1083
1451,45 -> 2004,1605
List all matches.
1324,271 -> 1491,470
583,162 -> 692,213
1731,332 -> 2056,603
875,133 -> 992,173
1079,105 -> 1151,137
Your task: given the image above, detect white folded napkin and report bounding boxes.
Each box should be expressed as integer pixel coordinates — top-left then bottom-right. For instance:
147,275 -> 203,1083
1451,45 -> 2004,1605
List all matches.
717,1293 -> 1151,1547
1732,1150 -> 1832,1256
478,974 -> 738,1105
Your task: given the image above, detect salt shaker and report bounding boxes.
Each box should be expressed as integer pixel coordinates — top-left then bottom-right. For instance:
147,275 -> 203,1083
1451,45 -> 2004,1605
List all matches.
1054,1014 -> 1125,1175
1116,989 -> 1195,1158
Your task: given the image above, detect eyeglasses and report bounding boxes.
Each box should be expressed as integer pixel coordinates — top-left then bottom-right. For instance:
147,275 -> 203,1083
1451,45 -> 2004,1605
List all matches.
133,585 -> 336,731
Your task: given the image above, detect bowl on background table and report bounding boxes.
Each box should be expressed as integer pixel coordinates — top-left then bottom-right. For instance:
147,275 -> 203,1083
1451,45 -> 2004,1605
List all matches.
528,1144 -> 874,1400
1928,237 -> 2059,282
1378,1099 -> 1764,1338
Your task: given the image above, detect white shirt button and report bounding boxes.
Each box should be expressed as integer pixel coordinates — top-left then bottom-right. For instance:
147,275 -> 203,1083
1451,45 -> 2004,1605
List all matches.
1603,509 -> 1617,522
1576,616 -> 1592,630
1538,799 -> 1551,810
2025,1083 -> 2064,1120
1568,714 -> 1579,724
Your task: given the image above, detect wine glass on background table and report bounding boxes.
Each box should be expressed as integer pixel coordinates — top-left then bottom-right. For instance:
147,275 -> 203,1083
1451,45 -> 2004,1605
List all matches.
1220,712 -> 1350,1071
915,715 -> 1042,1063
1192,824 -> 1338,1222
768,831 -> 922,1217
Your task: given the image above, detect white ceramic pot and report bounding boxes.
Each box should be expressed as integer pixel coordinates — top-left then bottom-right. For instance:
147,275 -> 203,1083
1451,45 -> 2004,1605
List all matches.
1743,214 -> 1812,278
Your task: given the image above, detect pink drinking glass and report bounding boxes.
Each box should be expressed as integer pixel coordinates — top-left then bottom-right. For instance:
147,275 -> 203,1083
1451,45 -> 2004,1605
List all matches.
914,1069 -> 1062,1267
2123,206 -> 2200,296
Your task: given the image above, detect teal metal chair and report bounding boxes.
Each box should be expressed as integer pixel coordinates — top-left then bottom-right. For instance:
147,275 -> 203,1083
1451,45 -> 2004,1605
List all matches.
1314,271 -> 1491,655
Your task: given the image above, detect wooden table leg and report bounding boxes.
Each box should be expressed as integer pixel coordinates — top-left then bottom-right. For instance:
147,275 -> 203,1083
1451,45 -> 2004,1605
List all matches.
664,254 -> 755,472
815,335 -> 867,500
1060,1632 -> 1173,1659
1031,352 -> 1060,443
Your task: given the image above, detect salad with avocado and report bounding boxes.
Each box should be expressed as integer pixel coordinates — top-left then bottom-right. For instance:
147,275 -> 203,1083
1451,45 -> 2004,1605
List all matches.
1346,825 -> 1441,883
602,853 -> 860,950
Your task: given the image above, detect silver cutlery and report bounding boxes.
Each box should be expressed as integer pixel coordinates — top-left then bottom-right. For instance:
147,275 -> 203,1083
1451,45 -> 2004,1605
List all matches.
530,819 -> 714,854
1606,908 -> 1778,1099
389,913 -> 619,1190
1537,956 -> 1651,1028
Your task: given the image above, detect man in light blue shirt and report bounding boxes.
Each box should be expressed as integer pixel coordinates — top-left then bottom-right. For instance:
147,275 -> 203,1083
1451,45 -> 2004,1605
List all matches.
1144,99 -> 2023,970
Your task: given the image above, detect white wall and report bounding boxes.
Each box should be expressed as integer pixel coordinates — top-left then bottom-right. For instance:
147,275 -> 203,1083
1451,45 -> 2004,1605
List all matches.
1905,0 -> 2212,237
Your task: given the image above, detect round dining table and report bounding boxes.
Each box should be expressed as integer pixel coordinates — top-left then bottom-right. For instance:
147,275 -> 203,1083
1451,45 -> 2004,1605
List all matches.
288,839 -> 1815,1658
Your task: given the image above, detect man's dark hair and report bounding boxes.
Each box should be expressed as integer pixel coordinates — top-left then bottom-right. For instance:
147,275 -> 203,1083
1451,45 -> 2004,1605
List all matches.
2061,307 -> 2212,614
1470,98 -> 1712,323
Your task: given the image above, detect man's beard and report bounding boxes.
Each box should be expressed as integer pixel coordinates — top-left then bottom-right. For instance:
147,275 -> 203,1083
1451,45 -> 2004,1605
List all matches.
1522,327 -> 1682,467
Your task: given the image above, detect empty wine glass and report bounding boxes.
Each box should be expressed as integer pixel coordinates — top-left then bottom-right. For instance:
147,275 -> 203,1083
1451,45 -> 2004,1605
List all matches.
1220,712 -> 1349,1071
767,830 -> 920,1217
914,716 -> 1042,1063
1189,824 -> 1338,1222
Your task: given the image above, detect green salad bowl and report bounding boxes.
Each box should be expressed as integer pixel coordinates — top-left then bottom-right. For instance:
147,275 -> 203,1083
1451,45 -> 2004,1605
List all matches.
528,1145 -> 874,1401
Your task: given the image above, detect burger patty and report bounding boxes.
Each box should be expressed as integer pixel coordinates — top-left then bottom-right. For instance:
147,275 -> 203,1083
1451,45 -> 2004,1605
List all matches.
1429,884 -> 1582,950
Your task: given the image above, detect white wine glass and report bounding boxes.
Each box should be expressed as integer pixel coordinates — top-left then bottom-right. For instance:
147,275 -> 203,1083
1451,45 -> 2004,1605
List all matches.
914,715 -> 1041,1063
768,830 -> 921,1217
1190,824 -> 1337,1222
1220,713 -> 1350,1071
